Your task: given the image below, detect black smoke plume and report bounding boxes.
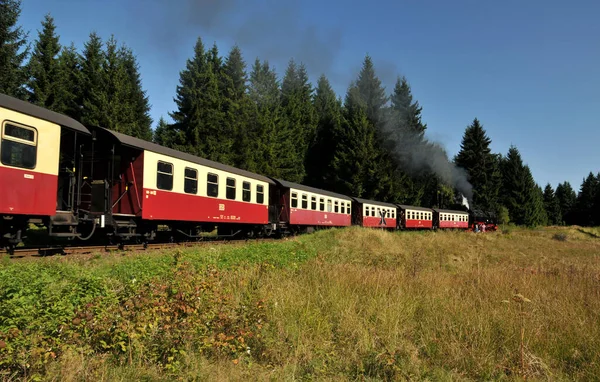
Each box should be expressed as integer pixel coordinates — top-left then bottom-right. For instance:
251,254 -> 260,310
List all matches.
380,109 -> 473,201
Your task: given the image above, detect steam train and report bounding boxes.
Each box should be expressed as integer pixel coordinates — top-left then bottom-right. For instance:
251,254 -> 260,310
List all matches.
0,93 -> 496,253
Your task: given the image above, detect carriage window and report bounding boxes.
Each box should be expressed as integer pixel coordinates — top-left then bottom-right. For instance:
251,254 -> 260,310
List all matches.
256,185 -> 264,204
341,203 -> 345,214
291,192 -> 298,208
184,167 -> 198,194
242,181 -> 251,202
207,173 -> 218,197
319,198 -> 325,211
327,199 -> 332,212
1,122 -> 38,169
347,203 -> 351,214
226,178 -> 236,200
301,194 -> 308,209
157,161 -> 173,190
311,196 -> 317,210
334,201 -> 339,213
365,207 -> 370,216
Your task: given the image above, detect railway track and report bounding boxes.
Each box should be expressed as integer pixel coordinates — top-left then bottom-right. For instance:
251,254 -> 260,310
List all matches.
7,237 -> 278,260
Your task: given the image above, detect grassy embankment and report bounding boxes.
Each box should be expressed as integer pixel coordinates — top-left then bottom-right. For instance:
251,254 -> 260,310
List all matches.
1,226 -> 599,381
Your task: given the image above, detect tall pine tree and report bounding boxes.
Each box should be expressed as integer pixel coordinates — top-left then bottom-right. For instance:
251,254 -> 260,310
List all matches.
279,59 -> 316,182
334,55 -> 390,200
500,146 -> 547,226
247,58 -> 282,177
101,35 -> 128,133
26,13 -> 62,110
454,118 -> 501,212
305,74 -> 342,190
169,37 -> 227,161
383,76 -> 432,205
353,54 -> 387,127
0,0 -> 29,98
332,85 -> 379,197
574,172 -> 598,226
389,76 -> 427,137
221,45 -> 254,169
523,169 -> 547,227
543,184 -> 562,225
79,32 -> 106,126
121,46 -> 153,140
555,181 -> 577,225
499,146 -> 528,225
153,116 -> 172,146
55,43 -> 82,119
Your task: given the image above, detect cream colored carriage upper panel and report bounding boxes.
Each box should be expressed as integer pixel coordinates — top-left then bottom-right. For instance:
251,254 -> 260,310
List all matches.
290,187 -> 352,214
0,107 -> 61,176
143,150 -> 270,205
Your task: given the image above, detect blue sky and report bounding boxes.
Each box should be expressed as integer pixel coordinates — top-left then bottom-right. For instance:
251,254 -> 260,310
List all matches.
17,0 -> 600,192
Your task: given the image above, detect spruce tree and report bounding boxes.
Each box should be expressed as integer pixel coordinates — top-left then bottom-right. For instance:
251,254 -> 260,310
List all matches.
279,59 -> 316,183
574,172 -> 598,226
543,183 -> 562,225
79,32 -> 106,126
454,118 -> 501,212
305,74 -> 342,189
222,45 -> 252,168
247,58 -> 282,177
389,76 -> 427,137
0,0 -> 29,99
500,146 -> 547,226
555,181 -> 577,225
56,42 -> 82,119
153,116 -> 173,146
121,46 -> 152,140
335,55 -> 390,200
168,37 -> 207,153
332,85 -> 379,198
383,76 -> 432,204
499,146 -> 528,225
26,13 -> 62,110
101,35 -> 128,132
169,37 -> 226,161
593,173 -> 600,227
522,170 -> 547,227
353,54 -> 387,127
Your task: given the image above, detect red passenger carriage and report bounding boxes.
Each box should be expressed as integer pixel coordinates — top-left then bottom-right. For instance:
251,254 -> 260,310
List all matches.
397,205 -> 434,230
0,94 -> 90,248
270,179 -> 352,233
351,197 -> 397,230
84,127 -> 276,241
433,209 -> 469,230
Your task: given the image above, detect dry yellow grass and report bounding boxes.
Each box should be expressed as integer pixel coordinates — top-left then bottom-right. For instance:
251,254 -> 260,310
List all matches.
7,226 -> 600,381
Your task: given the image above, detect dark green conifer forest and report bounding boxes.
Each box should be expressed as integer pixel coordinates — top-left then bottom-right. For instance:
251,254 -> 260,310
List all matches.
2,1 -> 599,227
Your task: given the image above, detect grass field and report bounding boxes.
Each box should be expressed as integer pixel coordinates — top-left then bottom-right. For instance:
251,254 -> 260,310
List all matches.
1,226 -> 599,381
